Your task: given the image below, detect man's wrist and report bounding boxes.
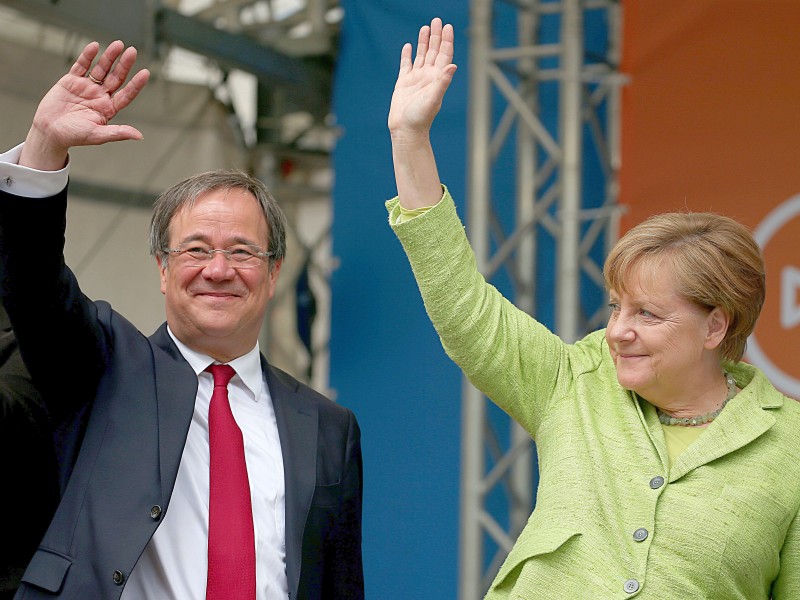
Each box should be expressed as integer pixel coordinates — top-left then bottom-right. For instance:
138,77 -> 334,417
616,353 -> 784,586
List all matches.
19,126 -> 69,172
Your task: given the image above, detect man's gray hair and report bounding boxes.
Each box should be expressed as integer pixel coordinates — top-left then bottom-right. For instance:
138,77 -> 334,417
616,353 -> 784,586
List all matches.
148,169 -> 287,266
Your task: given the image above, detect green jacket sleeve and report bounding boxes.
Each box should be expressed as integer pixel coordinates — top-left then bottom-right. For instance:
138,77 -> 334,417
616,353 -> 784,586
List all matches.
772,505 -> 800,598
387,189 -> 576,436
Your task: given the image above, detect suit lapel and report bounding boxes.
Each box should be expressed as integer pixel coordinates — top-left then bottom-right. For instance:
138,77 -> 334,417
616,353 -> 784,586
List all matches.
149,323 -> 198,504
263,356 -> 318,599
145,330 -> 318,595
669,369 -> 781,482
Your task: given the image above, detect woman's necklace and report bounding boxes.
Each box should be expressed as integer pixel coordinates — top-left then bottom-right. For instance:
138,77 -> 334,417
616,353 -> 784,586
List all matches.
657,371 -> 738,427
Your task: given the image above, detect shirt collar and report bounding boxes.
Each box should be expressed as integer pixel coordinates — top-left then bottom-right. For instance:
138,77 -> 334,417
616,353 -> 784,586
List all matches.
166,326 -> 263,402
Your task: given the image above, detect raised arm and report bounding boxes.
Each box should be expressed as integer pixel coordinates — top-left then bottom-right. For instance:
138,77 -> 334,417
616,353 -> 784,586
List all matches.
19,40 -> 150,171
388,17 -> 457,209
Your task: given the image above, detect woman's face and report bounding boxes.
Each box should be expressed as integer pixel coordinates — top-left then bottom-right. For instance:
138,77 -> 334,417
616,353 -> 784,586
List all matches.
605,263 -> 725,404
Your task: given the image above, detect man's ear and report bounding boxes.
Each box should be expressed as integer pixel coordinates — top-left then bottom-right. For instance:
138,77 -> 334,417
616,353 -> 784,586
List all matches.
157,255 -> 167,295
266,258 -> 283,300
704,307 -> 730,351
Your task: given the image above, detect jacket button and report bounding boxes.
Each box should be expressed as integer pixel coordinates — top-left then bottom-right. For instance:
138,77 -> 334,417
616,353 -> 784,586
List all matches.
150,505 -> 162,520
633,527 -> 649,542
112,570 -> 125,585
624,578 -> 640,593
649,475 -> 665,489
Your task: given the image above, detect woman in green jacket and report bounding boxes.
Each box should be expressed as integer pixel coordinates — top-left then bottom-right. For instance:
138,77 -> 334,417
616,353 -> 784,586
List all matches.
387,17 -> 800,599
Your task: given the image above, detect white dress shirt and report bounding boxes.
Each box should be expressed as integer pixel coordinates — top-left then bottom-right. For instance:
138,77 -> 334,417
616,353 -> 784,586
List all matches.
0,147 -> 288,599
123,333 -> 287,599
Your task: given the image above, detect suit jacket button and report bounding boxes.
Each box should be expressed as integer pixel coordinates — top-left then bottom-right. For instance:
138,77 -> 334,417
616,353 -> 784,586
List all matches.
649,476 -> 665,489
633,527 -> 649,542
113,570 -> 125,585
150,505 -> 162,520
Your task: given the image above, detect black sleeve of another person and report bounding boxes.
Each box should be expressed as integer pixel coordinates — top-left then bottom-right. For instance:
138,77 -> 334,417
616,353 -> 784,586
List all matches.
0,303 -> 59,599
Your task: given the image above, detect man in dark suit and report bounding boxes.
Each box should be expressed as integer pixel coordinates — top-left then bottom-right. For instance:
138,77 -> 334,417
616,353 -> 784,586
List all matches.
0,303 -> 59,598
0,40 -> 363,599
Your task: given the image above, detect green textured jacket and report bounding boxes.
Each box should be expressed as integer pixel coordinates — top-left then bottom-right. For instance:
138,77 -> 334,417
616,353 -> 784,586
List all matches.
388,190 -> 800,599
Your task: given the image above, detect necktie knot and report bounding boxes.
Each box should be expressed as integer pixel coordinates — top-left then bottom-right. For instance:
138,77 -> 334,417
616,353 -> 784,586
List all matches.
207,364 -> 236,388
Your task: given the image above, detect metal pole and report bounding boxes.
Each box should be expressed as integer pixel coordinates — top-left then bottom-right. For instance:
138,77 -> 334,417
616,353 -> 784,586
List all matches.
510,3 -> 538,535
557,0 -> 583,344
462,0 -> 493,598
462,0 -> 620,592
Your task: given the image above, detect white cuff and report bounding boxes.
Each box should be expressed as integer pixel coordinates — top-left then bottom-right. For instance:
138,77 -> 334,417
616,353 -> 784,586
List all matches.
0,143 -> 70,198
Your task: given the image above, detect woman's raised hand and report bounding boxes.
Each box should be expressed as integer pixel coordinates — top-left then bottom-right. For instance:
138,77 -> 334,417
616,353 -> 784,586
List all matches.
388,17 -> 457,140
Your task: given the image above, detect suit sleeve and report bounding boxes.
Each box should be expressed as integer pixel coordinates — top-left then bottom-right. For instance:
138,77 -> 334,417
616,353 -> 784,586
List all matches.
325,409 -> 364,598
0,187 -> 109,425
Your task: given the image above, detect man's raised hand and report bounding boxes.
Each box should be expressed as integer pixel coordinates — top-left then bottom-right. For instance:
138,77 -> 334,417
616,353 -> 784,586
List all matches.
20,40 -> 151,171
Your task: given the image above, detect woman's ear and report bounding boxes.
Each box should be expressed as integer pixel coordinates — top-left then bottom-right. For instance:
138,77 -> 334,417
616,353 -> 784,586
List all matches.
704,307 -> 730,351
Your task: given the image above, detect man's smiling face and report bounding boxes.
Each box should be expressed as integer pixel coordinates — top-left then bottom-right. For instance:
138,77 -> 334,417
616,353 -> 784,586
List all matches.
158,187 -> 281,363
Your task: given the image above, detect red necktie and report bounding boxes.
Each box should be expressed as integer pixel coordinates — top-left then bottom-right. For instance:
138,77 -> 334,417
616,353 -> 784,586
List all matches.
206,364 -> 256,600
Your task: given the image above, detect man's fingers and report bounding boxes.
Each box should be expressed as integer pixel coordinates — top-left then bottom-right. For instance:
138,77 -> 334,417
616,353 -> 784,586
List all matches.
69,42 -> 100,78
111,68 -> 150,113
102,46 -> 139,93
87,124 -> 144,145
95,40 -> 125,71
87,40 -> 124,86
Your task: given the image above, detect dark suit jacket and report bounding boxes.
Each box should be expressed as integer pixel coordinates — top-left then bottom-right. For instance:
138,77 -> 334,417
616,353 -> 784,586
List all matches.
0,305 -> 59,599
0,187 -> 363,599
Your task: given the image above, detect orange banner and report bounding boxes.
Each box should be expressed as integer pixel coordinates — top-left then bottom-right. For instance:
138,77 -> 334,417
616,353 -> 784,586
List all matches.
620,0 -> 800,397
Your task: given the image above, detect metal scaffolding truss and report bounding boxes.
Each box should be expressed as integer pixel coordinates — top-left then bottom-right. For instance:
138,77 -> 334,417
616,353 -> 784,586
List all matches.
461,0 -> 623,597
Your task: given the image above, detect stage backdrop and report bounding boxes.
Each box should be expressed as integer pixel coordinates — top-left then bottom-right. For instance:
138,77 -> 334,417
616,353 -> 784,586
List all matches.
621,0 -> 800,398
331,4 -> 469,598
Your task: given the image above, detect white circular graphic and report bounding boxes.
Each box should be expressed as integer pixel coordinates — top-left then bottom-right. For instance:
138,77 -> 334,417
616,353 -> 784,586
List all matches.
748,193 -> 800,398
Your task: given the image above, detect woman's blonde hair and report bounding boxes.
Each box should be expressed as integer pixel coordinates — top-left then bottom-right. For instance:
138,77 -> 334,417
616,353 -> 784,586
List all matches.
603,212 -> 765,362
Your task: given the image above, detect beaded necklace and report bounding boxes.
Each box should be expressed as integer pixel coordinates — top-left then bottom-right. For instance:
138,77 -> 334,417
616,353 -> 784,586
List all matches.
657,371 -> 738,427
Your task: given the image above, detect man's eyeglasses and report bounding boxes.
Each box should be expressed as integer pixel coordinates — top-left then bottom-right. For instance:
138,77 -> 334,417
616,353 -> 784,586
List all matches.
163,243 -> 274,268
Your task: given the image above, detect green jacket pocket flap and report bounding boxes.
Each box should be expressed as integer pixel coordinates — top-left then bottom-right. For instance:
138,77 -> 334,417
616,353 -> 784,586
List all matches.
491,525 -> 581,590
